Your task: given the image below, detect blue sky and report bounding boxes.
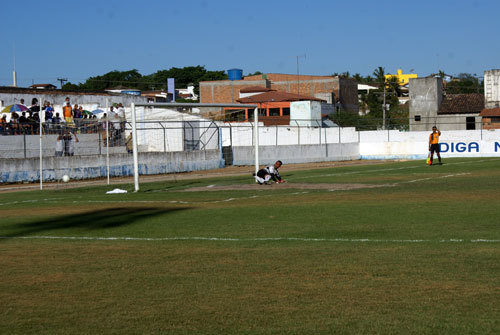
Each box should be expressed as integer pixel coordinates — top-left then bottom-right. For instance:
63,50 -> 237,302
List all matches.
1,0 -> 498,87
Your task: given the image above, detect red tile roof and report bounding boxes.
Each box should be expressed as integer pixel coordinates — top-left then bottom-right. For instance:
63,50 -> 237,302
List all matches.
438,93 -> 484,115
480,108 -> 500,117
237,91 -> 325,103
239,86 -> 274,93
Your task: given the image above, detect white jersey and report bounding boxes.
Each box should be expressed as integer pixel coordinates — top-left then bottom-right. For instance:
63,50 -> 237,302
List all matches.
256,165 -> 281,182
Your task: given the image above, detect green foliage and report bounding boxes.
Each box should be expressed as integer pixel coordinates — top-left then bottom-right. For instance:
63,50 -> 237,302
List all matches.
63,66 -> 228,93
373,66 -> 386,84
246,71 -> 262,76
446,73 -> 484,94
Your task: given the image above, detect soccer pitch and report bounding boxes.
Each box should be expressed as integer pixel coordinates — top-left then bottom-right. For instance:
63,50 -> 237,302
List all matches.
1,158 -> 499,334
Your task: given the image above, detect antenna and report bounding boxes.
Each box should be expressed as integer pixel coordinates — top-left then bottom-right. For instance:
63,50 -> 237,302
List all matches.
296,53 -> 306,95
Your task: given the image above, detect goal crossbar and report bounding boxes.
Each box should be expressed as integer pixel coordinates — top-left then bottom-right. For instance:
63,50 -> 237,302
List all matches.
130,102 -> 259,192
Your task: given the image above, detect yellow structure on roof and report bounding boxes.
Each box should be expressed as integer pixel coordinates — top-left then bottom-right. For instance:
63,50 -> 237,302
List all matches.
385,69 -> 418,86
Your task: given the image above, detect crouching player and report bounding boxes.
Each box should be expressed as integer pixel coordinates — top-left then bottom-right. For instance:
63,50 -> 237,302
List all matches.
254,160 -> 285,185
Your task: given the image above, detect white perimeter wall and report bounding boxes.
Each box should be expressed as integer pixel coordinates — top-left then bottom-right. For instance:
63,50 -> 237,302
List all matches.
359,129 -> 500,159
222,126 -> 500,160
221,124 -> 358,146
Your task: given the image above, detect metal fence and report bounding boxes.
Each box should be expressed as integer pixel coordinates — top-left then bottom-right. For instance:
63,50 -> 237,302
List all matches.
0,117 -> 496,159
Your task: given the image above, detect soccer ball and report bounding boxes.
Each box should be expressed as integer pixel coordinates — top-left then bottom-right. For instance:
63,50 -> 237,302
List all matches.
62,175 -> 70,183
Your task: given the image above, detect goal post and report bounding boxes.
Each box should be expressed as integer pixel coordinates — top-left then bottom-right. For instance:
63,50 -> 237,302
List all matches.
130,102 -> 258,192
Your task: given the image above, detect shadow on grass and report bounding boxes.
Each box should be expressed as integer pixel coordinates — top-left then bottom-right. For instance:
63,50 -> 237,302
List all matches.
1,207 -> 190,240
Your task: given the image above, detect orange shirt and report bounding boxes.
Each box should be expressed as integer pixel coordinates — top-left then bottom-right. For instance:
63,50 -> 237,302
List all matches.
429,132 -> 440,144
63,105 -> 72,118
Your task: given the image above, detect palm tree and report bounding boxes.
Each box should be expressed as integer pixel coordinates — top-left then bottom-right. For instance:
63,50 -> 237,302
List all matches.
373,66 -> 386,85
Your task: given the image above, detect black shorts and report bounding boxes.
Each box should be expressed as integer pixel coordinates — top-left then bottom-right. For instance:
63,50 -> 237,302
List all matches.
256,169 -> 268,178
430,143 -> 440,154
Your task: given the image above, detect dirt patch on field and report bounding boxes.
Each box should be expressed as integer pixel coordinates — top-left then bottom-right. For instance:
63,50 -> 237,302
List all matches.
0,160 -> 395,193
183,182 -> 392,192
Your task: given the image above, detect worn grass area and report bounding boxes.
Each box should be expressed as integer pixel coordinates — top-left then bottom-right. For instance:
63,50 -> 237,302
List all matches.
0,157 -> 499,334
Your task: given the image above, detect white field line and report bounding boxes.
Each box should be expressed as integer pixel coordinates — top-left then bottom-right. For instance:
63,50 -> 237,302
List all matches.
289,158 -> 499,181
0,171 -> 473,207
4,171 -> 466,206
1,235 -> 499,243
402,172 -> 471,184
0,158 -> 497,207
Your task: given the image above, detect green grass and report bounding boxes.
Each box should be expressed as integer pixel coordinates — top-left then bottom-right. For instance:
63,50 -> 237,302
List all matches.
1,157 -> 499,334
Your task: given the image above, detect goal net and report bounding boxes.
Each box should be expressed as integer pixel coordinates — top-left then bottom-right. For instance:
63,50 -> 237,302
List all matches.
129,103 -> 258,191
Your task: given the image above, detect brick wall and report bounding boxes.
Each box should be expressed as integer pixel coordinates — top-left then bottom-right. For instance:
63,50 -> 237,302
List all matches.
482,117 -> 500,129
199,75 -> 358,113
244,73 -> 333,81
200,80 -> 266,103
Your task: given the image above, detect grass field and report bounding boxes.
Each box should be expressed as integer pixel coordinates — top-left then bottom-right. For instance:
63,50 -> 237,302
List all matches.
1,158 -> 499,334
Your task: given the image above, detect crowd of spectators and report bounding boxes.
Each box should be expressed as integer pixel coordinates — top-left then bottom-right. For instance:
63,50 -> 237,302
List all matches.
1,98 -> 127,148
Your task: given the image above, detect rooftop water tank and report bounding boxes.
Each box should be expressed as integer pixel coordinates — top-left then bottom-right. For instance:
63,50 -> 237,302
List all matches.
227,68 -> 243,81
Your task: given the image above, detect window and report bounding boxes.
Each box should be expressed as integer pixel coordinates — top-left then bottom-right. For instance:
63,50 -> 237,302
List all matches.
491,117 -> 500,123
466,117 -> 476,130
414,115 -> 421,121
225,109 -> 246,122
269,108 -> 280,116
247,109 -> 254,121
258,108 -> 267,116
282,107 -> 290,116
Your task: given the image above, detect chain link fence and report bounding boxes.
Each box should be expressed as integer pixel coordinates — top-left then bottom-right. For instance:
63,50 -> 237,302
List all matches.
0,117 -> 494,159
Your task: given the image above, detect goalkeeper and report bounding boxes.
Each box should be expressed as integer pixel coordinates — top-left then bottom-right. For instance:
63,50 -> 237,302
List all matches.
254,160 -> 285,185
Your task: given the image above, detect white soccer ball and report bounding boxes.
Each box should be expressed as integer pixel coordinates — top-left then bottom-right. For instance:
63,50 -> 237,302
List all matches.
62,175 -> 70,183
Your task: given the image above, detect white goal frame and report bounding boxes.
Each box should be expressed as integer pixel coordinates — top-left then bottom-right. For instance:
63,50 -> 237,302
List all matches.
130,102 -> 258,192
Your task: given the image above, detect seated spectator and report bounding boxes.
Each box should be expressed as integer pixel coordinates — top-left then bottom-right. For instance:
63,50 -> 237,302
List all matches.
52,113 -> 62,132
27,112 -> 37,134
33,113 -> 40,134
0,115 -> 7,135
10,112 -> 19,135
19,112 -> 28,134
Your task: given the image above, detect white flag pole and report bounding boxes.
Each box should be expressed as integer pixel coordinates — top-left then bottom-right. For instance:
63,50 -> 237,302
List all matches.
39,96 -> 43,190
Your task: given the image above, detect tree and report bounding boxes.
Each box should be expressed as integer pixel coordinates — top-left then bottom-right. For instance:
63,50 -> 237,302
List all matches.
446,73 -> 483,94
373,66 -> 386,86
246,71 -> 262,76
59,66 -> 228,94
353,73 -> 363,83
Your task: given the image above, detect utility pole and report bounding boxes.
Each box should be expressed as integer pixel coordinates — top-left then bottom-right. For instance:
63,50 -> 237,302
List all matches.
383,84 -> 386,130
296,54 -> 306,95
57,78 -> 68,89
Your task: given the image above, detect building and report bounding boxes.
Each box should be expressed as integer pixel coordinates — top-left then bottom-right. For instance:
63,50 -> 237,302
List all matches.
385,69 -> 418,87
140,90 -> 172,103
479,108 -> 500,129
105,86 -> 141,95
220,89 -> 326,126
409,77 -> 484,131
480,69 -> 500,129
176,85 -> 198,101
29,84 -> 57,90
199,72 -> 358,113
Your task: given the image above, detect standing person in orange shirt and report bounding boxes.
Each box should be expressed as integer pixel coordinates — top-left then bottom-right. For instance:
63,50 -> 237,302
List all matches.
62,101 -> 73,126
428,126 -> 442,165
